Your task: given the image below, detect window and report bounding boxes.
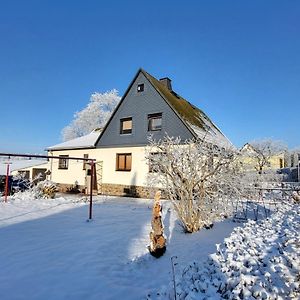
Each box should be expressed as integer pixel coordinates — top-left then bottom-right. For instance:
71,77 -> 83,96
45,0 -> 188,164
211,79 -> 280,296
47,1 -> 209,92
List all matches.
137,83 -> 144,92
58,155 -> 69,169
148,113 -> 162,131
120,117 -> 132,134
279,158 -> 283,169
116,153 -> 132,171
83,154 -> 89,170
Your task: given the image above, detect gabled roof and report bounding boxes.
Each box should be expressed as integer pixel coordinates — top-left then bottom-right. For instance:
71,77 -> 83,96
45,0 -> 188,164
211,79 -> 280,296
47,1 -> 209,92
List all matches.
48,68 -> 232,151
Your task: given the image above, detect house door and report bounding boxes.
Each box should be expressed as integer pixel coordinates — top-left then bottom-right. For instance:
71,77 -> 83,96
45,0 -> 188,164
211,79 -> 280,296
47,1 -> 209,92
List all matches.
85,164 -> 97,195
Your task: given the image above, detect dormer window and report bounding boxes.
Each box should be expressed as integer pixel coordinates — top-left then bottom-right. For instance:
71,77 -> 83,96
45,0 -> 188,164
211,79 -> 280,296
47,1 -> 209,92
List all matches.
137,84 -> 144,92
148,113 -> 162,131
120,117 -> 132,134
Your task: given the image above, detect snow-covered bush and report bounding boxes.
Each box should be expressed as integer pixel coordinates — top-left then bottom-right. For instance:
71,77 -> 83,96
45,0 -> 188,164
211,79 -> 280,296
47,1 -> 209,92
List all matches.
155,202 -> 300,300
146,136 -> 242,233
61,89 -> 120,141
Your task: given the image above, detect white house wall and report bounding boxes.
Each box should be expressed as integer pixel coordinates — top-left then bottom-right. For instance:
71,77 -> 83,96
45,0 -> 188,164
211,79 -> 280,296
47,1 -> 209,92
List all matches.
48,146 -> 149,188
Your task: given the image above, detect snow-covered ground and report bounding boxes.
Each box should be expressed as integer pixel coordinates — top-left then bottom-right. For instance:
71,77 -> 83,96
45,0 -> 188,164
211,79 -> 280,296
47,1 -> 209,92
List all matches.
0,195 -> 237,300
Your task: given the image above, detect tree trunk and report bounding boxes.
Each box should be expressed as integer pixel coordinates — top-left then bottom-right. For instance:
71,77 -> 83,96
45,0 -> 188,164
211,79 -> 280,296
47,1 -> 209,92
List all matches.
149,191 -> 166,258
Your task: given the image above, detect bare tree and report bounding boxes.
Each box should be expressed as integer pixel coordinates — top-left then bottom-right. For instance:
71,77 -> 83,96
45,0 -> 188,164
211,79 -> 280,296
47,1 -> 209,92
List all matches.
146,136 -> 241,233
246,139 -> 287,174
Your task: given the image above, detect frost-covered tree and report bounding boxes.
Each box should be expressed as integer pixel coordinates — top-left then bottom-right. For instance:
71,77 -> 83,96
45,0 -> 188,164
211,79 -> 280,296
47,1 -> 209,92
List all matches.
61,89 -> 120,141
146,136 -> 242,233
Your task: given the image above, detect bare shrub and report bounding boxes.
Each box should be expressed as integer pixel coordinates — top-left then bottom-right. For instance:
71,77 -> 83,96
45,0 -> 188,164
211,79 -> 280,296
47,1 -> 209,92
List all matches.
146,136 -> 241,233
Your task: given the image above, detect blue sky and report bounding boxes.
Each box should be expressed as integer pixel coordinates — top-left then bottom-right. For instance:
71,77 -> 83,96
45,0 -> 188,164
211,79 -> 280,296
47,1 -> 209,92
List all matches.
0,0 -> 299,153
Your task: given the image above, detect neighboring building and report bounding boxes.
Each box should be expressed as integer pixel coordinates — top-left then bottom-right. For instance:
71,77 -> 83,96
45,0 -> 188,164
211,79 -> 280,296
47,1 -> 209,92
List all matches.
240,143 -> 286,171
15,69 -> 232,197
2,159 -> 48,179
287,151 -> 300,168
282,150 -> 300,182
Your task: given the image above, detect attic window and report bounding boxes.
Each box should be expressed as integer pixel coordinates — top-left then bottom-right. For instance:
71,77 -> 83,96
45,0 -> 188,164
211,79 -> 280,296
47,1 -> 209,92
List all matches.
137,84 -> 144,92
120,117 -> 132,134
148,113 -> 162,131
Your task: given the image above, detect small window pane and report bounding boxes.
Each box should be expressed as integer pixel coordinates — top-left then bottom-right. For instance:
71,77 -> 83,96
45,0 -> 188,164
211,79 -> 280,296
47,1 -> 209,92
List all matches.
126,154 -> 132,170
123,120 -> 132,130
151,118 -> 162,130
137,84 -> 144,92
118,155 -> 125,170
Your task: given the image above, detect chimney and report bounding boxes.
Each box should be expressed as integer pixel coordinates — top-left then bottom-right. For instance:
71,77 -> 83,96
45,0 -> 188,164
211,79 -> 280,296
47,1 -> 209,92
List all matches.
159,77 -> 172,91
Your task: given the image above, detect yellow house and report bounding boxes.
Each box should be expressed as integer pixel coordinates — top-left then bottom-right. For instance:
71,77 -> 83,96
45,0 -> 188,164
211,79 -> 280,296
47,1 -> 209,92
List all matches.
240,143 -> 285,172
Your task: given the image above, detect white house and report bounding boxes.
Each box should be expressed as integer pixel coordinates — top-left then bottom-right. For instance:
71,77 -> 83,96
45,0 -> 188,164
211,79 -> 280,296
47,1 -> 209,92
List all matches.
16,69 -> 232,197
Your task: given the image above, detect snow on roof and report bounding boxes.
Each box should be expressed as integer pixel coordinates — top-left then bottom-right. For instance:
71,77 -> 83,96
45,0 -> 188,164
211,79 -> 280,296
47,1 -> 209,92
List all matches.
47,131 -> 100,151
188,122 -> 233,149
0,159 -> 47,176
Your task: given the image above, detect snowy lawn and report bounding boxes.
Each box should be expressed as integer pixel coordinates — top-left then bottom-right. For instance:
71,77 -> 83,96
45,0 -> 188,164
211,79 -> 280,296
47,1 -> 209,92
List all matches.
0,195 -> 237,300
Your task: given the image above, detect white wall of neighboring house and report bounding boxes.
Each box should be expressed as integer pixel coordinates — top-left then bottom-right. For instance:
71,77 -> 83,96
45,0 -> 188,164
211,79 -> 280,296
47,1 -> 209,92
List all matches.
10,162 -> 50,179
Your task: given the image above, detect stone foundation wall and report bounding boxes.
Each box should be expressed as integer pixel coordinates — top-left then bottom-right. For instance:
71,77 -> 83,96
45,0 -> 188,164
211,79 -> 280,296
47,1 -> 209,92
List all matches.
57,182 -> 165,199
57,183 -> 85,194
101,183 -> 153,198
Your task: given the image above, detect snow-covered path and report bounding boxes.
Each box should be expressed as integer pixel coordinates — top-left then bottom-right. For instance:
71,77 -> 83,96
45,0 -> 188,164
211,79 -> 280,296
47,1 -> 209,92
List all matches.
0,196 -> 237,300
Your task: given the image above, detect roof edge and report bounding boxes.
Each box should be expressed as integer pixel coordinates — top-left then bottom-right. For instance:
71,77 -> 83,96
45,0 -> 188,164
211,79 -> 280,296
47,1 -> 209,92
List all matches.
94,68 -> 144,146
